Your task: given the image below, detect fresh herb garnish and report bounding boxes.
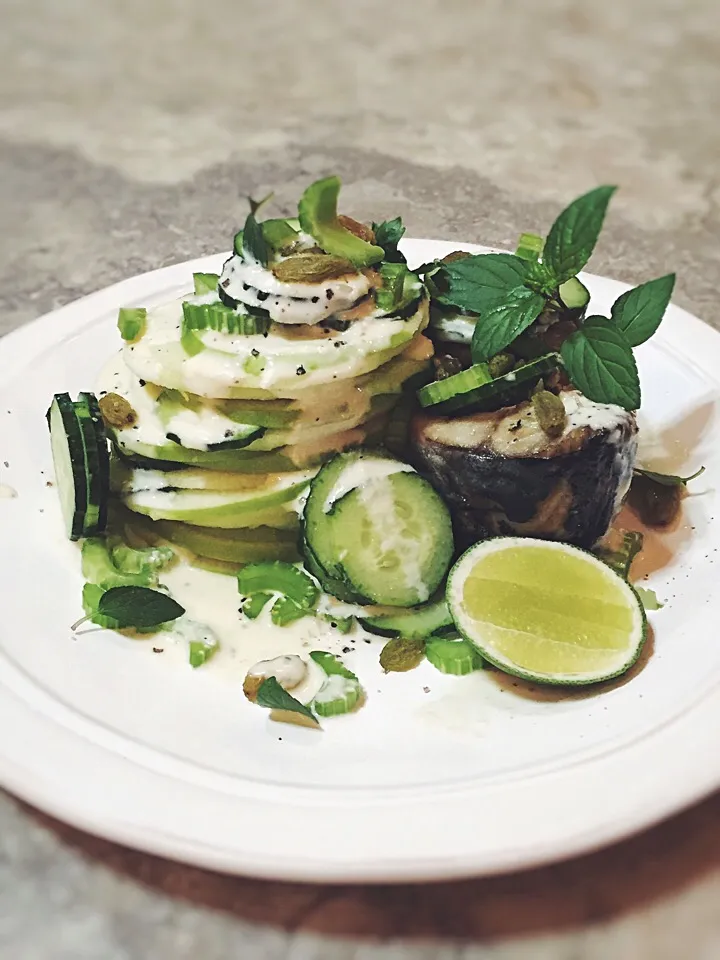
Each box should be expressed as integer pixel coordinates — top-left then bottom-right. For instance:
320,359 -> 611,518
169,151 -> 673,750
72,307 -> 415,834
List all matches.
542,185 -> 616,285
442,252 -> 529,315
72,585 -> 185,632
256,676 -> 319,727
470,287 -> 546,363
560,316 -> 641,410
98,586 -> 185,629
611,274 -> 676,347
247,191 -> 274,217
242,212 -> 270,266
372,217 -> 407,263
634,466 -> 705,487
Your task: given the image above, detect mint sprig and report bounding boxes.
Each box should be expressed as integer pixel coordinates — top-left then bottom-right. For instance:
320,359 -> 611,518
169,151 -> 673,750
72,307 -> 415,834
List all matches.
610,274 -> 676,347
372,217 -> 407,263
470,287 -> 545,363
560,316 -> 640,410
634,466 -> 704,487
543,186 -> 616,285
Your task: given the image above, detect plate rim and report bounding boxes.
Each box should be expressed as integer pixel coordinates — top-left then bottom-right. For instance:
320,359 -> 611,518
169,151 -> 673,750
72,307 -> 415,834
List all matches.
2,239 -> 720,882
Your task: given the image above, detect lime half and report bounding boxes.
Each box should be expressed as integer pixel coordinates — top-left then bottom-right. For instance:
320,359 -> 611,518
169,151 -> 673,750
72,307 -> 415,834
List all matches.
447,538 -> 646,685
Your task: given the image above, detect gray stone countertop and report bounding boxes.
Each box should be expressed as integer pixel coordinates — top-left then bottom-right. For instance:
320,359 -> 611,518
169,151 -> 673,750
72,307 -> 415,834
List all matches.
2,1 -> 720,957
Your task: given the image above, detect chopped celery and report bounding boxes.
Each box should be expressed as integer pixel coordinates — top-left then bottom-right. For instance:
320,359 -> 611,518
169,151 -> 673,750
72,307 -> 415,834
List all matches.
189,641 -> 217,667
237,562 -> 319,611
310,650 -> 357,680
243,592 -> 273,620
193,272 -> 220,296
312,674 -> 363,717
515,232 -> 544,262
270,596 -> 307,627
425,637 -> 483,675
82,538 -> 160,589
375,263 -> 408,312
110,542 -> 175,577
596,531 -> 644,580
117,307 -> 147,342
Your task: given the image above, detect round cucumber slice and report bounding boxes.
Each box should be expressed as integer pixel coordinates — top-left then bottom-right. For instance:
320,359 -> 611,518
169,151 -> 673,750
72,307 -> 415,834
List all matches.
121,475 -> 309,528
47,394 -> 88,541
330,470 -> 454,607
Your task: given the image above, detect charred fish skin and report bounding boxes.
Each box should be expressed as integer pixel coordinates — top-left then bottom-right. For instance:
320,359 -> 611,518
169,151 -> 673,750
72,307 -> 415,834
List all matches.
410,392 -> 638,551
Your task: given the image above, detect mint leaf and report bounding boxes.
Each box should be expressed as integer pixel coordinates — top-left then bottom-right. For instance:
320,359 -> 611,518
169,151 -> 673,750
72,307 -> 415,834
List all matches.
310,650 -> 358,680
242,212 -> 270,265
524,261 -> 557,296
247,192 -> 274,217
543,186 -> 617,285
560,316 -> 640,410
192,272 -> 220,296
441,253 -> 528,314
256,676 -> 319,725
372,217 -> 407,263
470,286 -> 545,363
634,466 -> 704,487
97,586 -> 185,629
610,274 -> 675,347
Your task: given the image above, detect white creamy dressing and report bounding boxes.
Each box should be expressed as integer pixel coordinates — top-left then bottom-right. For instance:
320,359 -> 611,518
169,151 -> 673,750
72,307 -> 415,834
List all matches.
123,296 -> 427,397
158,562 -> 349,682
170,618 -> 219,653
0,484 -> 17,498
219,254 -> 371,325
313,672 -> 355,705
562,392 -> 630,434
323,455 -> 414,513
247,654 -> 307,688
355,480 -> 430,603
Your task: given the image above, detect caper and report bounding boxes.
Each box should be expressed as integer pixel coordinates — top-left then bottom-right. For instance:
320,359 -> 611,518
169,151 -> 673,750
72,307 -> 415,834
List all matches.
433,354 -> 464,381
99,392 -> 137,429
379,637 -> 426,673
531,390 -> 566,438
488,352 -> 516,378
272,254 -> 356,284
627,474 -> 682,527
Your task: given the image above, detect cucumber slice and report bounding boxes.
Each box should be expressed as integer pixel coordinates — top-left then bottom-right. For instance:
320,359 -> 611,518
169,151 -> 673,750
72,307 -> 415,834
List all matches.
558,276 -> 590,310
118,466 -> 313,495
113,439 -> 298,474
75,393 -> 110,534
417,354 -> 559,415
330,470 -> 454,607
47,394 -> 88,540
302,450 -> 364,579
122,475 -> 309,528
150,521 -> 301,564
301,537 -> 368,604
359,595 -> 452,639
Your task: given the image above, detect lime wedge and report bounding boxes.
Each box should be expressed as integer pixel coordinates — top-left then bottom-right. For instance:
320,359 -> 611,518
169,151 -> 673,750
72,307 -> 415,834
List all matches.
447,538 -> 646,685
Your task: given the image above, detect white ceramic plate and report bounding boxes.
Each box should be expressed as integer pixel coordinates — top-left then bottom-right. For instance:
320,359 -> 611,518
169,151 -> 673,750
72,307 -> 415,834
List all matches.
1,239 -> 719,883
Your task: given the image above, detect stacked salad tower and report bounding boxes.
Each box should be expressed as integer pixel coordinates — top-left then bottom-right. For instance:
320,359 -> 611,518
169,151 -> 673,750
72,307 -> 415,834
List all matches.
47,177 -> 698,726
94,178 -> 433,571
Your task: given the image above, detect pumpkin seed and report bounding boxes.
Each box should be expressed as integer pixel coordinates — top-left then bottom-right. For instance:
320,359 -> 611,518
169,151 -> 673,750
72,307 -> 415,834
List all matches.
272,253 -> 356,284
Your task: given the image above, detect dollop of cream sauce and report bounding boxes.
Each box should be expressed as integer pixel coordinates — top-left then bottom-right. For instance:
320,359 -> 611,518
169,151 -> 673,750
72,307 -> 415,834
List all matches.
0,484 -> 17,498
219,254 -> 370,325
